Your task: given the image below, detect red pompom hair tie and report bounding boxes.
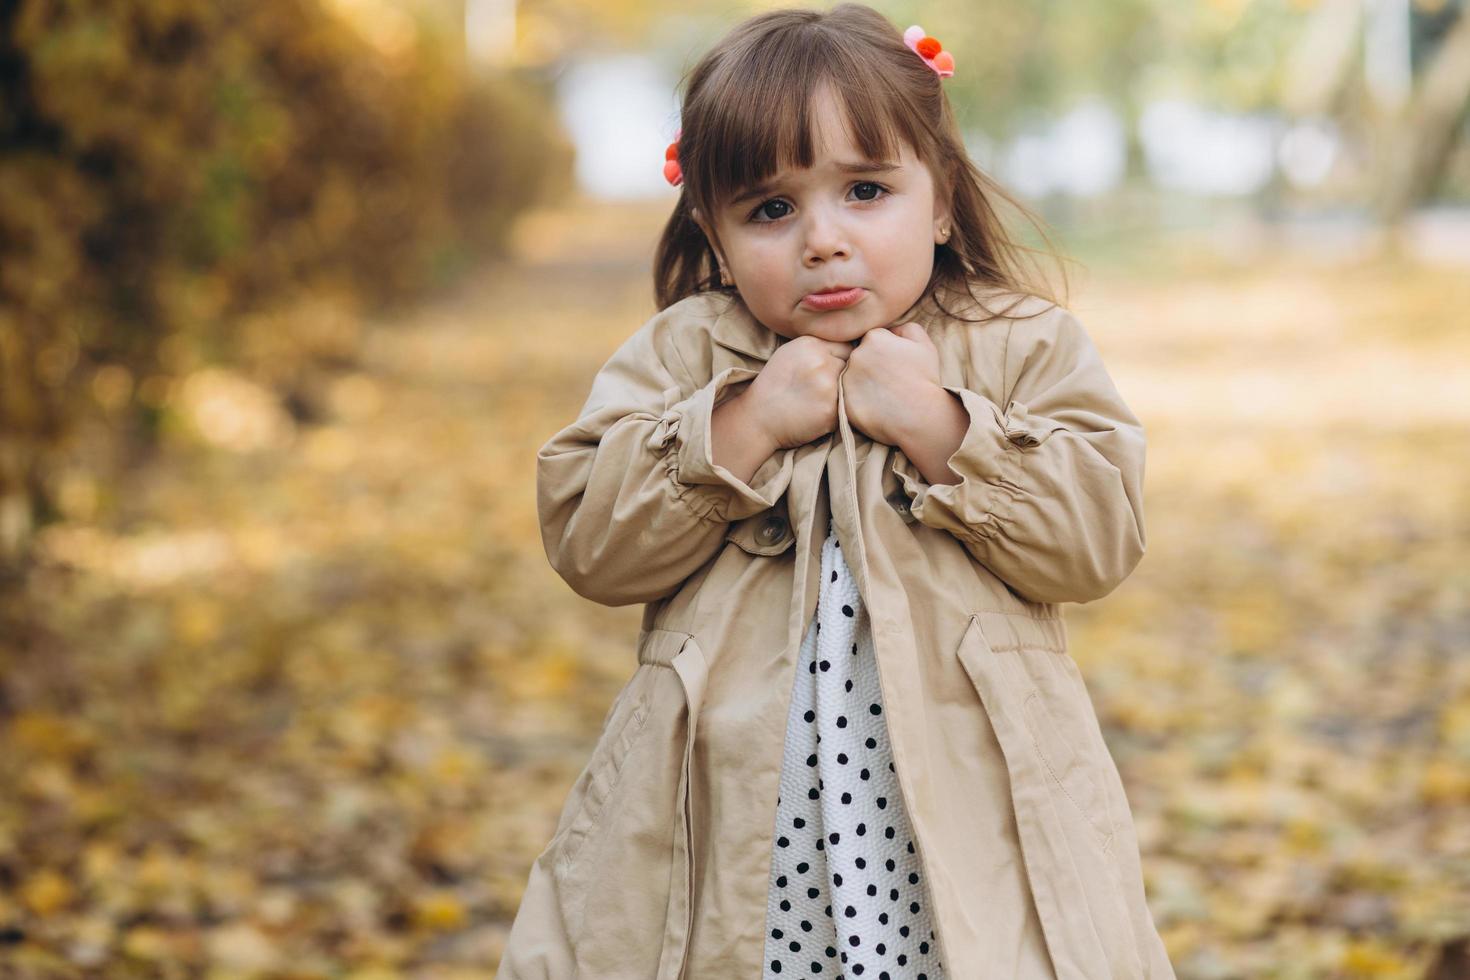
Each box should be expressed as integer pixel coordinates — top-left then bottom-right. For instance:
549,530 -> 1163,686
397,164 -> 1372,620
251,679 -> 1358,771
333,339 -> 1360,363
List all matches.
903,25 -> 955,77
664,128 -> 683,187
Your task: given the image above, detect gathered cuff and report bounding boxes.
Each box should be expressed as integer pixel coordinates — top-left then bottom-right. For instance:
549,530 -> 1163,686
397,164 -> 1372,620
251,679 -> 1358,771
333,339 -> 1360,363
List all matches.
648,366 -> 792,523
891,386 -> 1063,541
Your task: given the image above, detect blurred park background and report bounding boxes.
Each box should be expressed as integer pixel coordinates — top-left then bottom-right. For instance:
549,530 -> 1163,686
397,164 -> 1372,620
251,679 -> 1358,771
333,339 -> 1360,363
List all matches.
2,0 -> 1469,976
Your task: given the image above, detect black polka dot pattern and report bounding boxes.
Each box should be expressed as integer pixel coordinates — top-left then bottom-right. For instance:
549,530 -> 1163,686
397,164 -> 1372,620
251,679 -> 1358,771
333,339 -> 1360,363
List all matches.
763,517 -> 944,979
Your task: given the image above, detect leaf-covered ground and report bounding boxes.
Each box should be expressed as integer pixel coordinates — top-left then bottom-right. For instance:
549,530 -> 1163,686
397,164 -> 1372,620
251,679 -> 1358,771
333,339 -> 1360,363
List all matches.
2,200 -> 1467,978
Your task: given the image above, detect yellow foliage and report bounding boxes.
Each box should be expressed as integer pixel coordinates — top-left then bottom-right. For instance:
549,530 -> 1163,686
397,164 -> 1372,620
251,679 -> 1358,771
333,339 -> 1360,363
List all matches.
7,711 -> 93,761
121,926 -> 175,960
20,868 -> 73,916
1339,937 -> 1415,977
1105,692 -> 1175,736
1418,758 -> 1470,805
510,649 -> 582,701
344,968 -> 404,980
1284,815 -> 1327,852
1157,920 -> 1203,961
430,746 -> 481,787
206,921 -> 282,970
174,596 -> 226,646
0,0 -> 573,568
80,841 -> 123,883
1439,700 -> 1470,751
412,890 -> 467,931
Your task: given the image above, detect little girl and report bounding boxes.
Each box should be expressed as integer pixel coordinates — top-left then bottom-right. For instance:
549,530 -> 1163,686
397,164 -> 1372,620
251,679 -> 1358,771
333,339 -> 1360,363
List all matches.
500,4 -> 1175,979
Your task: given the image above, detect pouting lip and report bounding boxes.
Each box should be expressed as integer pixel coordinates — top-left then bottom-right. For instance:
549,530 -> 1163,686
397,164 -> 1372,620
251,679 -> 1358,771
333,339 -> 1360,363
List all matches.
800,286 -> 866,312
808,285 -> 861,295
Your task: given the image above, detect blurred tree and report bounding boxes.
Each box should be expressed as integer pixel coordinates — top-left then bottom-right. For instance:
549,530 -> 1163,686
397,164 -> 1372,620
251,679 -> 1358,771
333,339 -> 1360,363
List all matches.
0,0 -> 573,573
1280,0 -> 1469,222
1281,0 -> 1362,117
499,0 -> 1318,185
1376,1 -> 1470,223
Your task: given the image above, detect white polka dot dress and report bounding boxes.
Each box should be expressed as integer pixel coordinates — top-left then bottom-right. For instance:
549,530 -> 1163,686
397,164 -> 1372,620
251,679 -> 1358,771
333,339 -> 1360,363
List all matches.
763,515 -> 945,979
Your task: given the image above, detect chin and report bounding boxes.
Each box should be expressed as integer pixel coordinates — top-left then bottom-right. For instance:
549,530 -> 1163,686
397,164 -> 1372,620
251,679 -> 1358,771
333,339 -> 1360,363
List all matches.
849,314 -> 891,339
809,312 -> 878,340
806,323 -> 863,344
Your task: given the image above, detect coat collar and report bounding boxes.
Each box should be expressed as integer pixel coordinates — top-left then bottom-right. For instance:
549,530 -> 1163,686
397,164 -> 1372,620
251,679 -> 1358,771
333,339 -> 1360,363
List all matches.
709,293 -> 782,361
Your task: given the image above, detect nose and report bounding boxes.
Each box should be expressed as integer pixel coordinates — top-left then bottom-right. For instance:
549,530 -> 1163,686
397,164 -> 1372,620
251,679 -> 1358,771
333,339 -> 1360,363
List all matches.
802,204 -> 850,266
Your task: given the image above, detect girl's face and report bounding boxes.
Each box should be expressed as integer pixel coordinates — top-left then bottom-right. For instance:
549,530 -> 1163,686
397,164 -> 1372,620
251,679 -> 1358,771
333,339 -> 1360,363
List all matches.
695,84 -> 951,344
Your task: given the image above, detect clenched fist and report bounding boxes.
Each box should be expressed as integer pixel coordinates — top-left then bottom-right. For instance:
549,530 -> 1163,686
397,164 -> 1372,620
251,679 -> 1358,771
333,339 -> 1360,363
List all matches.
740,335 -> 859,450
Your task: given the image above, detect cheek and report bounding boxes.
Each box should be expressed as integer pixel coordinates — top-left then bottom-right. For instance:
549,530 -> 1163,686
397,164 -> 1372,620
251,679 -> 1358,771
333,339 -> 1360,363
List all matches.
869,218 -> 932,273
730,241 -> 774,272
731,252 -> 791,309
738,250 -> 793,290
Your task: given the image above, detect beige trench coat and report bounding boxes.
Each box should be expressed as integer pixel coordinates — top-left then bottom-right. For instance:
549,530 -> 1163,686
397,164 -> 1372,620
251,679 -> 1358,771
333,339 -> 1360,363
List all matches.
498,282 -> 1176,979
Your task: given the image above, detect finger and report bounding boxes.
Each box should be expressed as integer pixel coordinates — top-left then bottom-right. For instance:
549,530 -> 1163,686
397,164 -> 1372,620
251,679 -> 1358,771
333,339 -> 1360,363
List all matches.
823,347 -> 853,370
890,321 -> 927,343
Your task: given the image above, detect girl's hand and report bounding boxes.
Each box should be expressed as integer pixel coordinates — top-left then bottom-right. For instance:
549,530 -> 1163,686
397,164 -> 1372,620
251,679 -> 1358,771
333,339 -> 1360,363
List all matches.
742,336 -> 855,450
842,322 -> 950,448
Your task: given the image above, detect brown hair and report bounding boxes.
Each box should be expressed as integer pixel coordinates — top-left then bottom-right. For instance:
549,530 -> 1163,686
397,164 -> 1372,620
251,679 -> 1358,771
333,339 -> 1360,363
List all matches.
652,2 -> 1072,322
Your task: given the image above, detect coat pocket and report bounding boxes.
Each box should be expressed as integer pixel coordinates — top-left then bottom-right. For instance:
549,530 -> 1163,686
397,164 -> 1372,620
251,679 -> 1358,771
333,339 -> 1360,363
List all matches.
955,613 -> 1145,980
550,682 -> 654,887
546,628 -> 709,978
1021,688 -> 1115,847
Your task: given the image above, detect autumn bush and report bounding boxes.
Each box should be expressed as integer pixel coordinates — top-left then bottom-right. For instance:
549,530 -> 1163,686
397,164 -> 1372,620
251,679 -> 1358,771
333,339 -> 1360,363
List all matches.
0,0 -> 572,571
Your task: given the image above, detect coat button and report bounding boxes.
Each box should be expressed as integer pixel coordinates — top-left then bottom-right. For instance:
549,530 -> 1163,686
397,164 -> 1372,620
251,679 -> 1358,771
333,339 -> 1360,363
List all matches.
755,514 -> 789,546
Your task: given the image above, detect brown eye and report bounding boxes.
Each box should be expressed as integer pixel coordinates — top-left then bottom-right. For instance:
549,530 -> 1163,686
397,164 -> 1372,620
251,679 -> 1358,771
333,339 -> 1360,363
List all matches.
853,182 -> 886,201
751,199 -> 792,222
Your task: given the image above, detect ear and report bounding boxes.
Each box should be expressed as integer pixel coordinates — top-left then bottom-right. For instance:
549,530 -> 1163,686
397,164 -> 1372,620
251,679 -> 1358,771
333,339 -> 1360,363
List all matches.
932,202 -> 953,245
932,178 -> 954,245
689,206 -> 728,267
690,206 -> 712,242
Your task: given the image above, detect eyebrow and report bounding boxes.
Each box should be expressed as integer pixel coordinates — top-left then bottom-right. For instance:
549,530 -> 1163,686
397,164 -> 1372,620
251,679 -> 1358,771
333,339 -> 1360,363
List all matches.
728,161 -> 902,207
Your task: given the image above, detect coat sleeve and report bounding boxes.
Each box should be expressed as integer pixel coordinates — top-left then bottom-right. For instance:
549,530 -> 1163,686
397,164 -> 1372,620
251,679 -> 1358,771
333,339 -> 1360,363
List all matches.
536,309 -> 794,607
891,305 -> 1147,605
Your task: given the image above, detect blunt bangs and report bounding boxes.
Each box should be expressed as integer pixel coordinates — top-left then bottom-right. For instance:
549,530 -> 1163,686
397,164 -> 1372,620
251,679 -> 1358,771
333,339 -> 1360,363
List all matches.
688,30 -> 926,215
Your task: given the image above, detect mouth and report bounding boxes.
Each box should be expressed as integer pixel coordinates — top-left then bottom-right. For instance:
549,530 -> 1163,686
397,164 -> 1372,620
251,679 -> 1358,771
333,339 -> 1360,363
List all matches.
801,287 -> 867,311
